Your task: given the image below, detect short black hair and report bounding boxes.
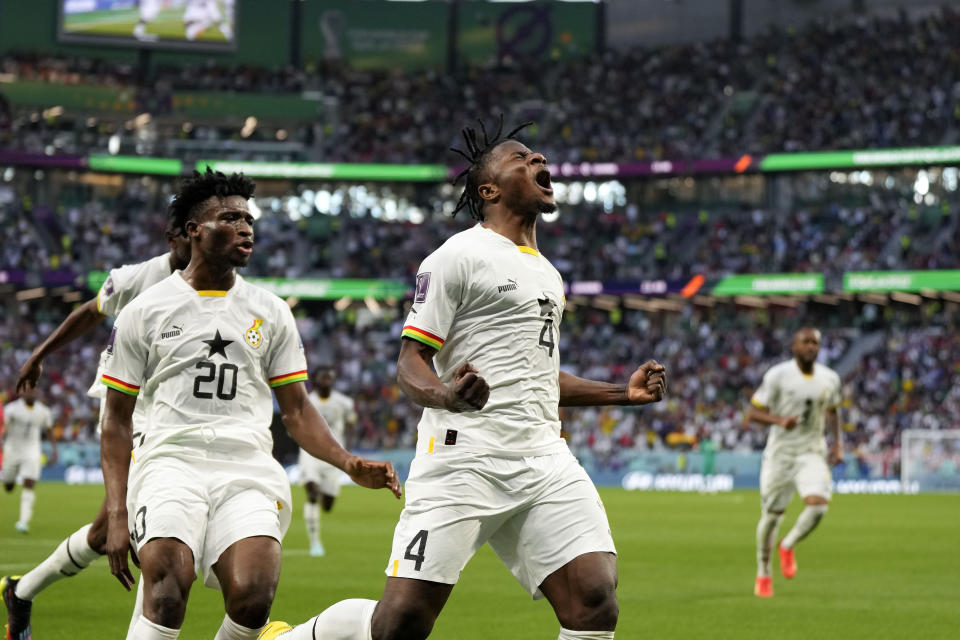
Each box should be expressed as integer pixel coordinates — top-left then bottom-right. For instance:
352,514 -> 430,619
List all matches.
168,168 -> 256,235
450,116 -> 533,222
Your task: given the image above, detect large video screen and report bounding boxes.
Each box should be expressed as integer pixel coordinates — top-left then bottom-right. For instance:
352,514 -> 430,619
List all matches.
59,0 -> 236,51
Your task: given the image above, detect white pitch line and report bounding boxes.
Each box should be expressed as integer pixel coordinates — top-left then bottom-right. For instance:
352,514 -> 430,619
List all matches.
0,538 -> 61,546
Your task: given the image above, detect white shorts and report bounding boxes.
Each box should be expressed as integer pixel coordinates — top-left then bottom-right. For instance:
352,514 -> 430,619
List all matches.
139,0 -> 163,21
127,445 -> 292,589
760,451 -> 832,512
1,448 -> 41,484
297,449 -> 342,497
385,448 -> 616,599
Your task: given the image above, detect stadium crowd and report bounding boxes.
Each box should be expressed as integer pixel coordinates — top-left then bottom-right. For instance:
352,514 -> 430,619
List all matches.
4,9 -> 960,162
3,172 -> 958,289
2,286 -> 956,477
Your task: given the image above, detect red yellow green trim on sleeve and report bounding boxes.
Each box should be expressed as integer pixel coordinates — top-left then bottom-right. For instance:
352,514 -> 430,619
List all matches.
102,374 -> 140,396
750,398 -> 768,410
269,370 -> 308,388
402,325 -> 444,350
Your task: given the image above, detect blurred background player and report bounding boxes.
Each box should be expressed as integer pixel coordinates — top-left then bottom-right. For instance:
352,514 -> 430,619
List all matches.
184,0 -> 232,41
133,0 -> 163,41
1,382 -> 55,534
262,119 -> 667,640
99,169 -> 400,640
746,328 -> 843,598
2,223 -> 191,640
299,365 -> 357,557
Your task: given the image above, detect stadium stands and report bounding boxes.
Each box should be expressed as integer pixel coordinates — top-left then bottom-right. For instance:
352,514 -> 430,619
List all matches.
4,9 -> 960,162
1,6 -> 958,478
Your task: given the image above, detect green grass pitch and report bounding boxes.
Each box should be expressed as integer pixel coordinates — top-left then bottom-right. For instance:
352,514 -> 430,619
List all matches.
1,484 -> 957,638
64,9 -> 228,43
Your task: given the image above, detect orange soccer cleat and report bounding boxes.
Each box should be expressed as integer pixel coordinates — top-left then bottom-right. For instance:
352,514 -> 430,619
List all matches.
779,544 -> 797,579
754,575 -> 773,598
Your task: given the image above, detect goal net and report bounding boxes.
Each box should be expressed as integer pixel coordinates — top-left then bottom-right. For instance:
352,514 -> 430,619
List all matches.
901,430 -> 960,493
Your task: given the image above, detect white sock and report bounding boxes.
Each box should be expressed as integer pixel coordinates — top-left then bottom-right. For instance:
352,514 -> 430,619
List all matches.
19,488 -> 35,526
756,511 -> 784,577
283,599 -> 376,640
558,630 -> 615,639
16,523 -> 101,599
304,502 -> 321,547
125,578 -> 146,640
781,504 -> 828,549
130,615 -> 180,639
214,614 -> 262,640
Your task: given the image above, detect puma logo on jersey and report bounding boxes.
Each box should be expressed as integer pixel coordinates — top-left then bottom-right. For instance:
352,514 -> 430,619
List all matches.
497,278 -> 519,293
160,325 -> 183,340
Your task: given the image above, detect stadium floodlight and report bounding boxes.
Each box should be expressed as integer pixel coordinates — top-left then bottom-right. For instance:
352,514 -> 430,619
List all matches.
901,430 -> 960,493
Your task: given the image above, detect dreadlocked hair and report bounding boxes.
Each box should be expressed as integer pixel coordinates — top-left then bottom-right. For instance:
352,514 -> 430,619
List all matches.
450,116 -> 533,222
168,167 -> 256,234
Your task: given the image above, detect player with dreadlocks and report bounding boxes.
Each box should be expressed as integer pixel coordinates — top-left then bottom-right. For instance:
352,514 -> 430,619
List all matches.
263,118 -> 668,640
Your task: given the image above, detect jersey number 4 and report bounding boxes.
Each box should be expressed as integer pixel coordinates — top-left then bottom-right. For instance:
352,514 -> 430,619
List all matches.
193,361 -> 238,400
538,319 -> 556,357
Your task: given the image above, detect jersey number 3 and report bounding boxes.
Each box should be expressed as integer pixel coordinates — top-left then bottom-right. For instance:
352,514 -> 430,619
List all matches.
193,361 -> 238,400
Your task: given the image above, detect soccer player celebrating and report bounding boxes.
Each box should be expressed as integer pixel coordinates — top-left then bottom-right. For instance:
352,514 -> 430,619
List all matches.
298,365 -> 357,557
746,328 -> 843,598
1,382 -> 55,534
99,169 -> 400,640
262,119 -> 666,640
2,222 -> 191,640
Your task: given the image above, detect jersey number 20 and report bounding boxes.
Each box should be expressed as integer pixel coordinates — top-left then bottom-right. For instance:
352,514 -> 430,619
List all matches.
193,361 -> 238,400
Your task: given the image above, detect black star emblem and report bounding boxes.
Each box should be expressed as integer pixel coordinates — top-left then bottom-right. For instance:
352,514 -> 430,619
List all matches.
202,330 -> 233,358
538,296 -> 557,317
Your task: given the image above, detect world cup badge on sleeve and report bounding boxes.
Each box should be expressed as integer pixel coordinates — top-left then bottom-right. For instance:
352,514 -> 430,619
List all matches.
106,325 -> 117,355
415,272 -> 431,303
245,318 -> 264,348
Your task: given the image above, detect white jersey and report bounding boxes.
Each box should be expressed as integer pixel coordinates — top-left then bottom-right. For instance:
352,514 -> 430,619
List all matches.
88,252 -> 176,400
1,399 -> 53,452
751,359 -> 842,457
401,224 -> 566,457
102,273 -> 308,458
306,389 -> 356,445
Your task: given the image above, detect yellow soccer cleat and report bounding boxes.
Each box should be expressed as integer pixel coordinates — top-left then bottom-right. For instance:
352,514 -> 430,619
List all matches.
257,621 -> 293,639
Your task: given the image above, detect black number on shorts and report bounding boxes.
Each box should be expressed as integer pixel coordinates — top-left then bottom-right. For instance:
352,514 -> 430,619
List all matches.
538,319 -> 555,357
404,529 -> 428,571
133,506 -> 147,543
193,361 -> 238,400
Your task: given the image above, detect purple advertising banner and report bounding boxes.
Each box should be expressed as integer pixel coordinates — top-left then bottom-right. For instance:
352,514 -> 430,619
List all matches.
0,151 -> 86,169
451,157 -> 753,180
43,269 -> 80,286
0,269 -> 27,285
566,278 -> 703,297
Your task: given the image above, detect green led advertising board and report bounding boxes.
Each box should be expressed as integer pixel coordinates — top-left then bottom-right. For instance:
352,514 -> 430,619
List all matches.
843,270 -> 960,292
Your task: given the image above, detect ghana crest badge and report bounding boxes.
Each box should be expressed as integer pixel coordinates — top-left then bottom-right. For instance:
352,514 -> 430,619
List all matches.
245,318 -> 264,348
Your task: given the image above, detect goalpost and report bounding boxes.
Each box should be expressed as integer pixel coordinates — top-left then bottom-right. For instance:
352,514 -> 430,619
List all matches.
901,430 -> 960,493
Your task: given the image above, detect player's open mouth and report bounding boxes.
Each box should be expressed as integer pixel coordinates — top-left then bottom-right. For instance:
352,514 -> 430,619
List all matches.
237,241 -> 254,255
535,168 -> 553,195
